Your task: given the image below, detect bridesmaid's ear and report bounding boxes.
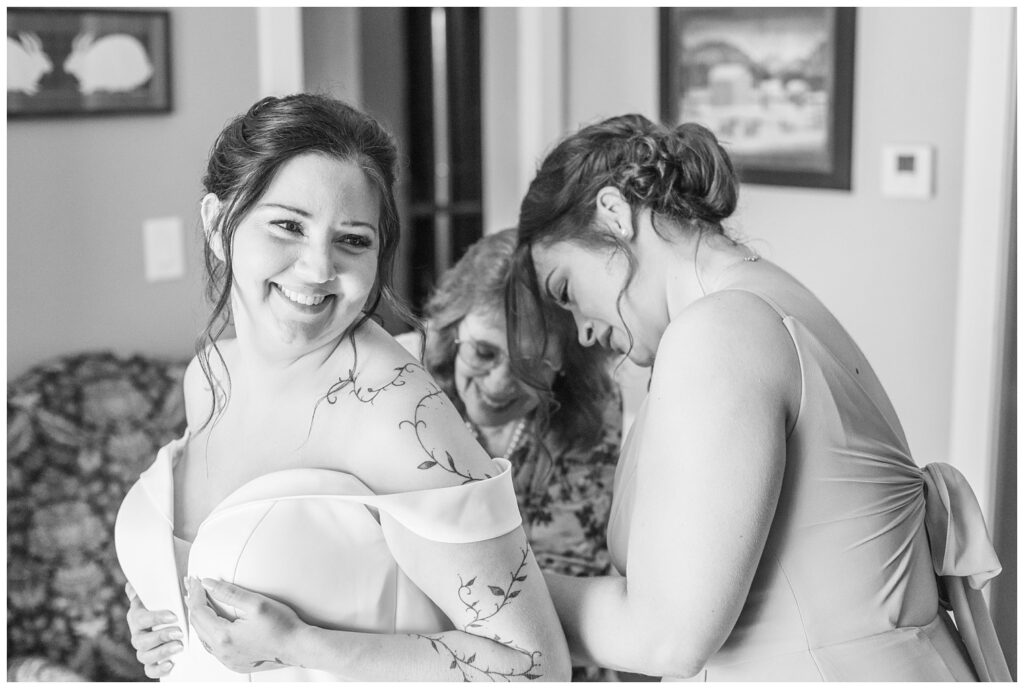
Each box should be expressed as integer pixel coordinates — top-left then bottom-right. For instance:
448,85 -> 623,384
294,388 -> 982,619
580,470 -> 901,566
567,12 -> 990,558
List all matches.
594,186 -> 635,240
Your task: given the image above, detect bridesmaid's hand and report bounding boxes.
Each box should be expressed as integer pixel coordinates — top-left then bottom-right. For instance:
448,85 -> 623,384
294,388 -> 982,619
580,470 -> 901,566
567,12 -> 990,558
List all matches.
125,582 -> 183,678
185,577 -> 301,674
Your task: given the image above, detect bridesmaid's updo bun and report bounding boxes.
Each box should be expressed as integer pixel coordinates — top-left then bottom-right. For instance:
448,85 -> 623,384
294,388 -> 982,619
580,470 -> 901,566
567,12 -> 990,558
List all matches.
517,114 -> 738,256
612,121 -> 738,227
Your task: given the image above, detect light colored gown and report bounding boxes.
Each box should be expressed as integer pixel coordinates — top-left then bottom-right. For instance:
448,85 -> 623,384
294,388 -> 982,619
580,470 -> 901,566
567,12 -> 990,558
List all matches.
607,260 -> 1009,681
114,435 -> 521,681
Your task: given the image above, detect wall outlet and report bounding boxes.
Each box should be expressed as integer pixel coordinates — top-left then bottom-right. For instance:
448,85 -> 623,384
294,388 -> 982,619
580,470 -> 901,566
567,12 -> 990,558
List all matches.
881,144 -> 934,199
143,216 -> 185,282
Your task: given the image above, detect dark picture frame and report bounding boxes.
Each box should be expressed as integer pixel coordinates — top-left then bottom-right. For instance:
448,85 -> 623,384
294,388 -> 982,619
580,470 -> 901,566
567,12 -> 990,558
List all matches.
661,7 -> 855,190
7,8 -> 171,118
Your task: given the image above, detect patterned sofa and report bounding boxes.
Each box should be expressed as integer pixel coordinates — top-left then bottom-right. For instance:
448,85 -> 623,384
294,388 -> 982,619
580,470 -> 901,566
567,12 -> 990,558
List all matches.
7,352 -> 188,681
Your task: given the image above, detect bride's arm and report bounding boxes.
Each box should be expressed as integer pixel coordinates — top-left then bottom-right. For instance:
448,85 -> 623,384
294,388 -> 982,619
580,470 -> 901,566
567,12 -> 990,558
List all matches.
186,360 -> 571,681
189,526 -> 567,681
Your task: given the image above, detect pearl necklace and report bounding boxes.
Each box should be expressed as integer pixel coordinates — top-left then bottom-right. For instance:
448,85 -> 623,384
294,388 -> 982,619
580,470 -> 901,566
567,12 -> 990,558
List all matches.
466,417 -> 528,458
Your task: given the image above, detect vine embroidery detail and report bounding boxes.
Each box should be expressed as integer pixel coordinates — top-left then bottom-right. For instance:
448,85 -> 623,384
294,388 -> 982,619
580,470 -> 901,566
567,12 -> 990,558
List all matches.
322,363 -> 418,406
251,657 -> 285,668
410,546 -> 541,680
459,548 -> 530,629
304,363 -> 422,443
415,633 -> 542,681
399,386 -> 492,483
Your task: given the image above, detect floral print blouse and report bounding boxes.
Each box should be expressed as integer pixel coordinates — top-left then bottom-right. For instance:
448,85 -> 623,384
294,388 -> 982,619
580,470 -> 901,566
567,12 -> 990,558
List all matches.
508,394 -> 621,578
507,393 -> 623,682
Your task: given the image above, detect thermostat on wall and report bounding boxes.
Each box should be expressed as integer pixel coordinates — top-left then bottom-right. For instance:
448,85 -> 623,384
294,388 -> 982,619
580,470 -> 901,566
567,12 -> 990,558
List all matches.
881,144 -> 934,199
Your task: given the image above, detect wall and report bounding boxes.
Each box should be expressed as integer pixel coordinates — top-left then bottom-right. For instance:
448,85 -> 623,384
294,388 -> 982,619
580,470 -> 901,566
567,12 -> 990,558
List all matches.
482,8 -> 522,232
565,7 -> 659,128
487,7 -> 971,468
7,8 -> 261,379
257,8 -> 303,97
302,7 -> 361,105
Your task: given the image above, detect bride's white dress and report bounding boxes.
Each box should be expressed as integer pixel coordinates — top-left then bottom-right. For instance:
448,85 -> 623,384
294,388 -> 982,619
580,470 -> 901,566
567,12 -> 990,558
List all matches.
115,434 -> 521,681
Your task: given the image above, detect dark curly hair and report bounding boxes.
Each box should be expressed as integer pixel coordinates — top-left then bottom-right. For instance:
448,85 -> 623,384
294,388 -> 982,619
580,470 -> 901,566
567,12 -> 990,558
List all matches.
196,93 -> 415,428
422,228 -> 614,454
507,114 -> 738,370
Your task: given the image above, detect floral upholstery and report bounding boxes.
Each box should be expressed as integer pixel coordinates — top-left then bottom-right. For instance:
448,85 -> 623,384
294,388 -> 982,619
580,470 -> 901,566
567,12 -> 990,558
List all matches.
7,352 -> 188,681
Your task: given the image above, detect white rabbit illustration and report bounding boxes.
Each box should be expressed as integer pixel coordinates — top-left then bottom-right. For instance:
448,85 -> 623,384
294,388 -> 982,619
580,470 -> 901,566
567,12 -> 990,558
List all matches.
7,31 -> 53,95
62,32 -> 154,95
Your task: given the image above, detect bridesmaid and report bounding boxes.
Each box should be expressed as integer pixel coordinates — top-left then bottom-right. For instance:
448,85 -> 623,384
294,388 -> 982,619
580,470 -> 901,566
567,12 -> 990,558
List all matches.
502,113 -> 1009,681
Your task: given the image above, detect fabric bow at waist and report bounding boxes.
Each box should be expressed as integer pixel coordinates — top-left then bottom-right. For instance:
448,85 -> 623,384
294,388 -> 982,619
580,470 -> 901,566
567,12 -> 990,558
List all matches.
920,462 -> 1010,681
921,462 -> 1001,589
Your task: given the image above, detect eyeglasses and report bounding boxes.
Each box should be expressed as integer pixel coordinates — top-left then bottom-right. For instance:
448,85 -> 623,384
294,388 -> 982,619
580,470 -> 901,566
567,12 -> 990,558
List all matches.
454,338 -> 561,378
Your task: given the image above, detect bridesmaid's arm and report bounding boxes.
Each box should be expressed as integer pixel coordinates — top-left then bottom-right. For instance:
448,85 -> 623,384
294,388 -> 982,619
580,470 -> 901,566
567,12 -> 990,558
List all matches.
539,293 -> 797,678
542,570 -> 628,667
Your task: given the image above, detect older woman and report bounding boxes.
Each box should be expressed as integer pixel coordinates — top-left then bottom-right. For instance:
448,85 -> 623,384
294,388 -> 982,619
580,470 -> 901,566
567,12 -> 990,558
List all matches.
405,228 -> 621,578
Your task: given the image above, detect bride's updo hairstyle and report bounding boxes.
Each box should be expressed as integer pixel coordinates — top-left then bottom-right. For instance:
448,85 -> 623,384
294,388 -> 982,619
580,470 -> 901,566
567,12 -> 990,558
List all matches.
506,114 -> 738,377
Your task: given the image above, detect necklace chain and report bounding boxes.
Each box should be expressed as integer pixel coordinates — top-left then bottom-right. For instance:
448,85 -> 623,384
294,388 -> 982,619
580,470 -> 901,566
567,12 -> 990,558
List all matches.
466,417 -> 528,458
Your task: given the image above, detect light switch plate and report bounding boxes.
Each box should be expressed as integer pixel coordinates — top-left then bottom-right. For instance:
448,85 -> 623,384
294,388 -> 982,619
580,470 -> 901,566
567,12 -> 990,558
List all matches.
881,144 -> 934,199
143,216 -> 185,282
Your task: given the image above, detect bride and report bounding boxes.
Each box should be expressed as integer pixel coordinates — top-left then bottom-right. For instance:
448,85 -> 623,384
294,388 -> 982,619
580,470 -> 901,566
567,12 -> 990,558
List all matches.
115,93 -> 570,681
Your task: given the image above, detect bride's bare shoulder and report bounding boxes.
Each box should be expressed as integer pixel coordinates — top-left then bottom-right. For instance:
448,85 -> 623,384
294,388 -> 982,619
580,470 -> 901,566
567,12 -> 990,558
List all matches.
317,322 -> 492,492
318,321 -> 434,407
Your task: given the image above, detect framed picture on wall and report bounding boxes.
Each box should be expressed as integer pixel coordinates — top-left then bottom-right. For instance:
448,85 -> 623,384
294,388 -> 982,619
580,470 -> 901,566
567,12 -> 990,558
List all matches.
7,8 -> 171,117
661,7 -> 855,190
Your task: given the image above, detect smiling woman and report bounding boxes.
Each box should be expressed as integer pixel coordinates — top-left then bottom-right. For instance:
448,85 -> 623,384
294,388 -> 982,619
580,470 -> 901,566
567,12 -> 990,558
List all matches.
112,94 -> 571,682
199,153 -> 381,354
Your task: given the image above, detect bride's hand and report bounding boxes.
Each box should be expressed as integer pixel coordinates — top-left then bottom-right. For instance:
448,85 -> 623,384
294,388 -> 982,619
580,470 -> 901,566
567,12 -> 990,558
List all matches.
125,582 -> 183,678
185,577 -> 302,674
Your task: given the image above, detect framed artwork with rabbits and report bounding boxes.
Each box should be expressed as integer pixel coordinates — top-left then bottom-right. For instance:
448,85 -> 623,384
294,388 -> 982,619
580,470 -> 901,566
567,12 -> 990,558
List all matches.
7,8 -> 171,117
